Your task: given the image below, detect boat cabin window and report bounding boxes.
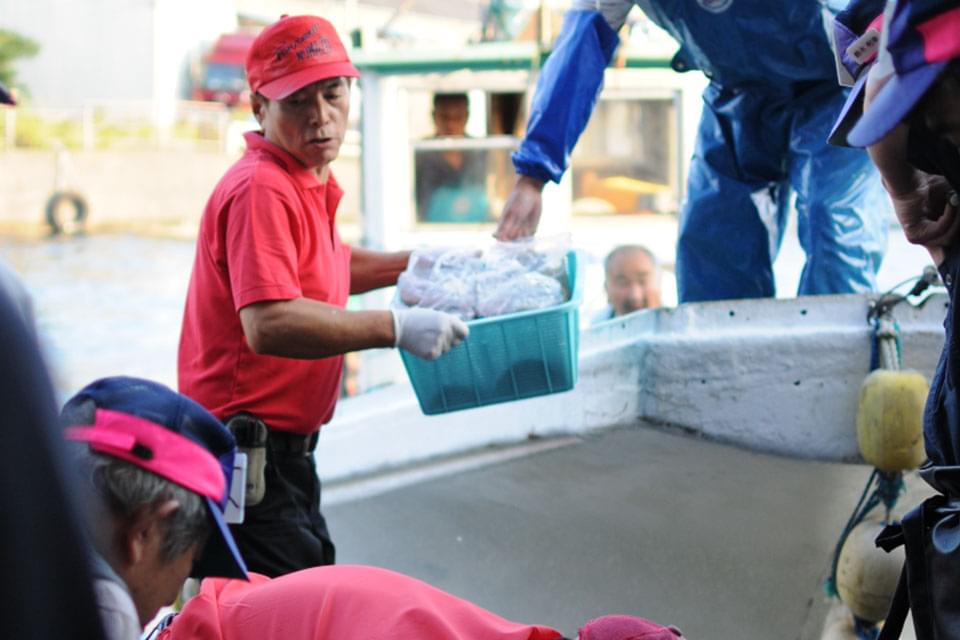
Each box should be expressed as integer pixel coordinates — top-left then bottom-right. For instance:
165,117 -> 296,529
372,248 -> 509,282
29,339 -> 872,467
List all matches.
405,87 -> 680,225
410,90 -> 523,224
571,95 -> 678,217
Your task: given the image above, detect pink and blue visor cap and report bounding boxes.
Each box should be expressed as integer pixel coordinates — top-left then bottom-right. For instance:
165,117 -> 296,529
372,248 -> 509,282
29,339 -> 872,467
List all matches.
831,0 -> 960,148
63,376 -> 248,580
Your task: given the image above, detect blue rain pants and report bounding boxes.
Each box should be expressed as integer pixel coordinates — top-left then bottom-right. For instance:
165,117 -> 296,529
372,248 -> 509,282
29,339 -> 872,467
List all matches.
677,80 -> 889,301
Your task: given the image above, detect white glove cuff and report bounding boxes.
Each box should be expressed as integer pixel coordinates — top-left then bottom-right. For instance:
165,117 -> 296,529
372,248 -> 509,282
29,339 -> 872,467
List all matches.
391,309 -> 402,348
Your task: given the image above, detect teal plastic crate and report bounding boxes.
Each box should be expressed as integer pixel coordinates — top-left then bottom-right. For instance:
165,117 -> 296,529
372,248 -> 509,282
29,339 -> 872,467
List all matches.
400,251 -> 582,415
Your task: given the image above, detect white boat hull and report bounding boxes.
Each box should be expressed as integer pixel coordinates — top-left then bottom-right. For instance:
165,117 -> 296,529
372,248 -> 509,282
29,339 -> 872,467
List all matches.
319,292 -> 947,482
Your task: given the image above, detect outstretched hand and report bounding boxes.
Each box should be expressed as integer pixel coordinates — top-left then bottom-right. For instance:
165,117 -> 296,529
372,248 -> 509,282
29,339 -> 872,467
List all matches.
494,175 -> 545,241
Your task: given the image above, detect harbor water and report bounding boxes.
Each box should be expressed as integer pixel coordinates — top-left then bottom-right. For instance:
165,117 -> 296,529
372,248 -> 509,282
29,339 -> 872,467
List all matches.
0,233 -> 194,400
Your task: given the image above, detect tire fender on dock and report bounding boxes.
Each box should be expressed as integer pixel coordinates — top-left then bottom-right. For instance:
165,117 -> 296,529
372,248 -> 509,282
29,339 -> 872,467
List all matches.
44,190 -> 88,235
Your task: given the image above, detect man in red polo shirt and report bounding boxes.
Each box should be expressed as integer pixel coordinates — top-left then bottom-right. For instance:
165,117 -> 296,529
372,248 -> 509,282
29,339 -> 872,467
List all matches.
178,14 -> 469,577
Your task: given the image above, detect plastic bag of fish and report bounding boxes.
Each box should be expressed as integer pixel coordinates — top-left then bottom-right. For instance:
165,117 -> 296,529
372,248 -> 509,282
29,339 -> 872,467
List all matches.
396,239 -> 570,321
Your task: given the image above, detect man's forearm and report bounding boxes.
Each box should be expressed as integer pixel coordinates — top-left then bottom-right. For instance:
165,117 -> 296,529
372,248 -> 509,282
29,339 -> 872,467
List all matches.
350,248 -> 411,294
867,123 -> 920,196
239,298 -> 395,359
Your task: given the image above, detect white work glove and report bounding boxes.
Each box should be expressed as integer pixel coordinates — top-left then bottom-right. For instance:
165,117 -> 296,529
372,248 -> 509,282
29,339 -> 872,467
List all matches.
392,308 -> 470,361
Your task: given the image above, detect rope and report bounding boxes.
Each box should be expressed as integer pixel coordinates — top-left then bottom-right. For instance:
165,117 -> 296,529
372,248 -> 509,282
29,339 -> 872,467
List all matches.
869,316 -> 902,371
824,270 -> 938,629
824,468 -> 905,597
826,310 -> 907,598
854,615 -> 880,640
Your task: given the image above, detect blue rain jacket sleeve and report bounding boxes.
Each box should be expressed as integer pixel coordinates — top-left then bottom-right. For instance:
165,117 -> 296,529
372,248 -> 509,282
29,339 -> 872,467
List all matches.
511,10 -> 620,184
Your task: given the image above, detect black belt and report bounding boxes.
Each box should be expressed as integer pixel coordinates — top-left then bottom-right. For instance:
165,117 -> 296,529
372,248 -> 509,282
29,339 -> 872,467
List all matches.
225,412 -> 318,456
267,428 -> 318,456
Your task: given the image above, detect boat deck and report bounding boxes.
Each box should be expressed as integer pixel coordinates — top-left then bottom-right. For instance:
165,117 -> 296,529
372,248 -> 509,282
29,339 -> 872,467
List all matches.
325,422 -> 929,639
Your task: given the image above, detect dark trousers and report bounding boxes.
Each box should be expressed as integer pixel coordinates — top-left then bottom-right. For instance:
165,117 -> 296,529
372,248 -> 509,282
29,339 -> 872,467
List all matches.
228,445 -> 335,577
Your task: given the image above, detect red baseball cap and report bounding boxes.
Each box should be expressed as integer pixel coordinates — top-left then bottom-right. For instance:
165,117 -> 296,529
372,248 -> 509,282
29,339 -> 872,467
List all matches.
246,15 -> 359,100
578,615 -> 684,640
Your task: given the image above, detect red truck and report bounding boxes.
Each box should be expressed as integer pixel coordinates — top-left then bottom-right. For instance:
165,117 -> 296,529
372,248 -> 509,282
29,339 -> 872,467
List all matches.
193,32 -> 257,106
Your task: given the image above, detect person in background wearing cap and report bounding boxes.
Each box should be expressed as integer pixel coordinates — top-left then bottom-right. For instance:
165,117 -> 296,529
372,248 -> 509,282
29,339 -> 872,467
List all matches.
150,563 -> 683,640
178,14 -> 469,579
62,376 -> 248,640
495,0 -> 891,305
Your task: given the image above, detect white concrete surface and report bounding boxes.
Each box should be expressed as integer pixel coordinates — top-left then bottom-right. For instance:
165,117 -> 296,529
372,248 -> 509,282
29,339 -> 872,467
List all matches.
325,423 -> 900,640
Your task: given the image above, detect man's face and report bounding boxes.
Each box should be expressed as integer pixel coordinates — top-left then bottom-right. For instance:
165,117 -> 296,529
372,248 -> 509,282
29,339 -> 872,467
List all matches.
118,498 -> 206,627
605,250 -> 661,316
433,98 -> 468,137
253,77 -> 351,176
919,65 -> 960,148
129,540 -> 202,626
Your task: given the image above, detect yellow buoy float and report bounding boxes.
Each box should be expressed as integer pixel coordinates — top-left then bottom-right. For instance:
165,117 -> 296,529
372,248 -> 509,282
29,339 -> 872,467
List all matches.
856,369 -> 928,472
836,520 -> 905,623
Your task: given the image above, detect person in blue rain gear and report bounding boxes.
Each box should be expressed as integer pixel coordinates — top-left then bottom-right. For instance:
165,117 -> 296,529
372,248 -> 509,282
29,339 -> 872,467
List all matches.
495,0 -> 891,303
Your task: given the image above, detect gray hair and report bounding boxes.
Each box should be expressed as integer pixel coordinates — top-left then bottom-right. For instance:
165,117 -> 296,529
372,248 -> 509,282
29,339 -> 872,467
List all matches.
62,397 -> 211,562
85,453 -> 210,562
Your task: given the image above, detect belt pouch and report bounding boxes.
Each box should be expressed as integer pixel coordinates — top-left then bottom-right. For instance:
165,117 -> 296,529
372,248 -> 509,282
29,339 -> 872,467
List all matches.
225,413 -> 268,507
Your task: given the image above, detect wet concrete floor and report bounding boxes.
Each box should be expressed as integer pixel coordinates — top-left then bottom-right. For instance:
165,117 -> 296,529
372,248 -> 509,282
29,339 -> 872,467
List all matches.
324,423 -> 929,640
